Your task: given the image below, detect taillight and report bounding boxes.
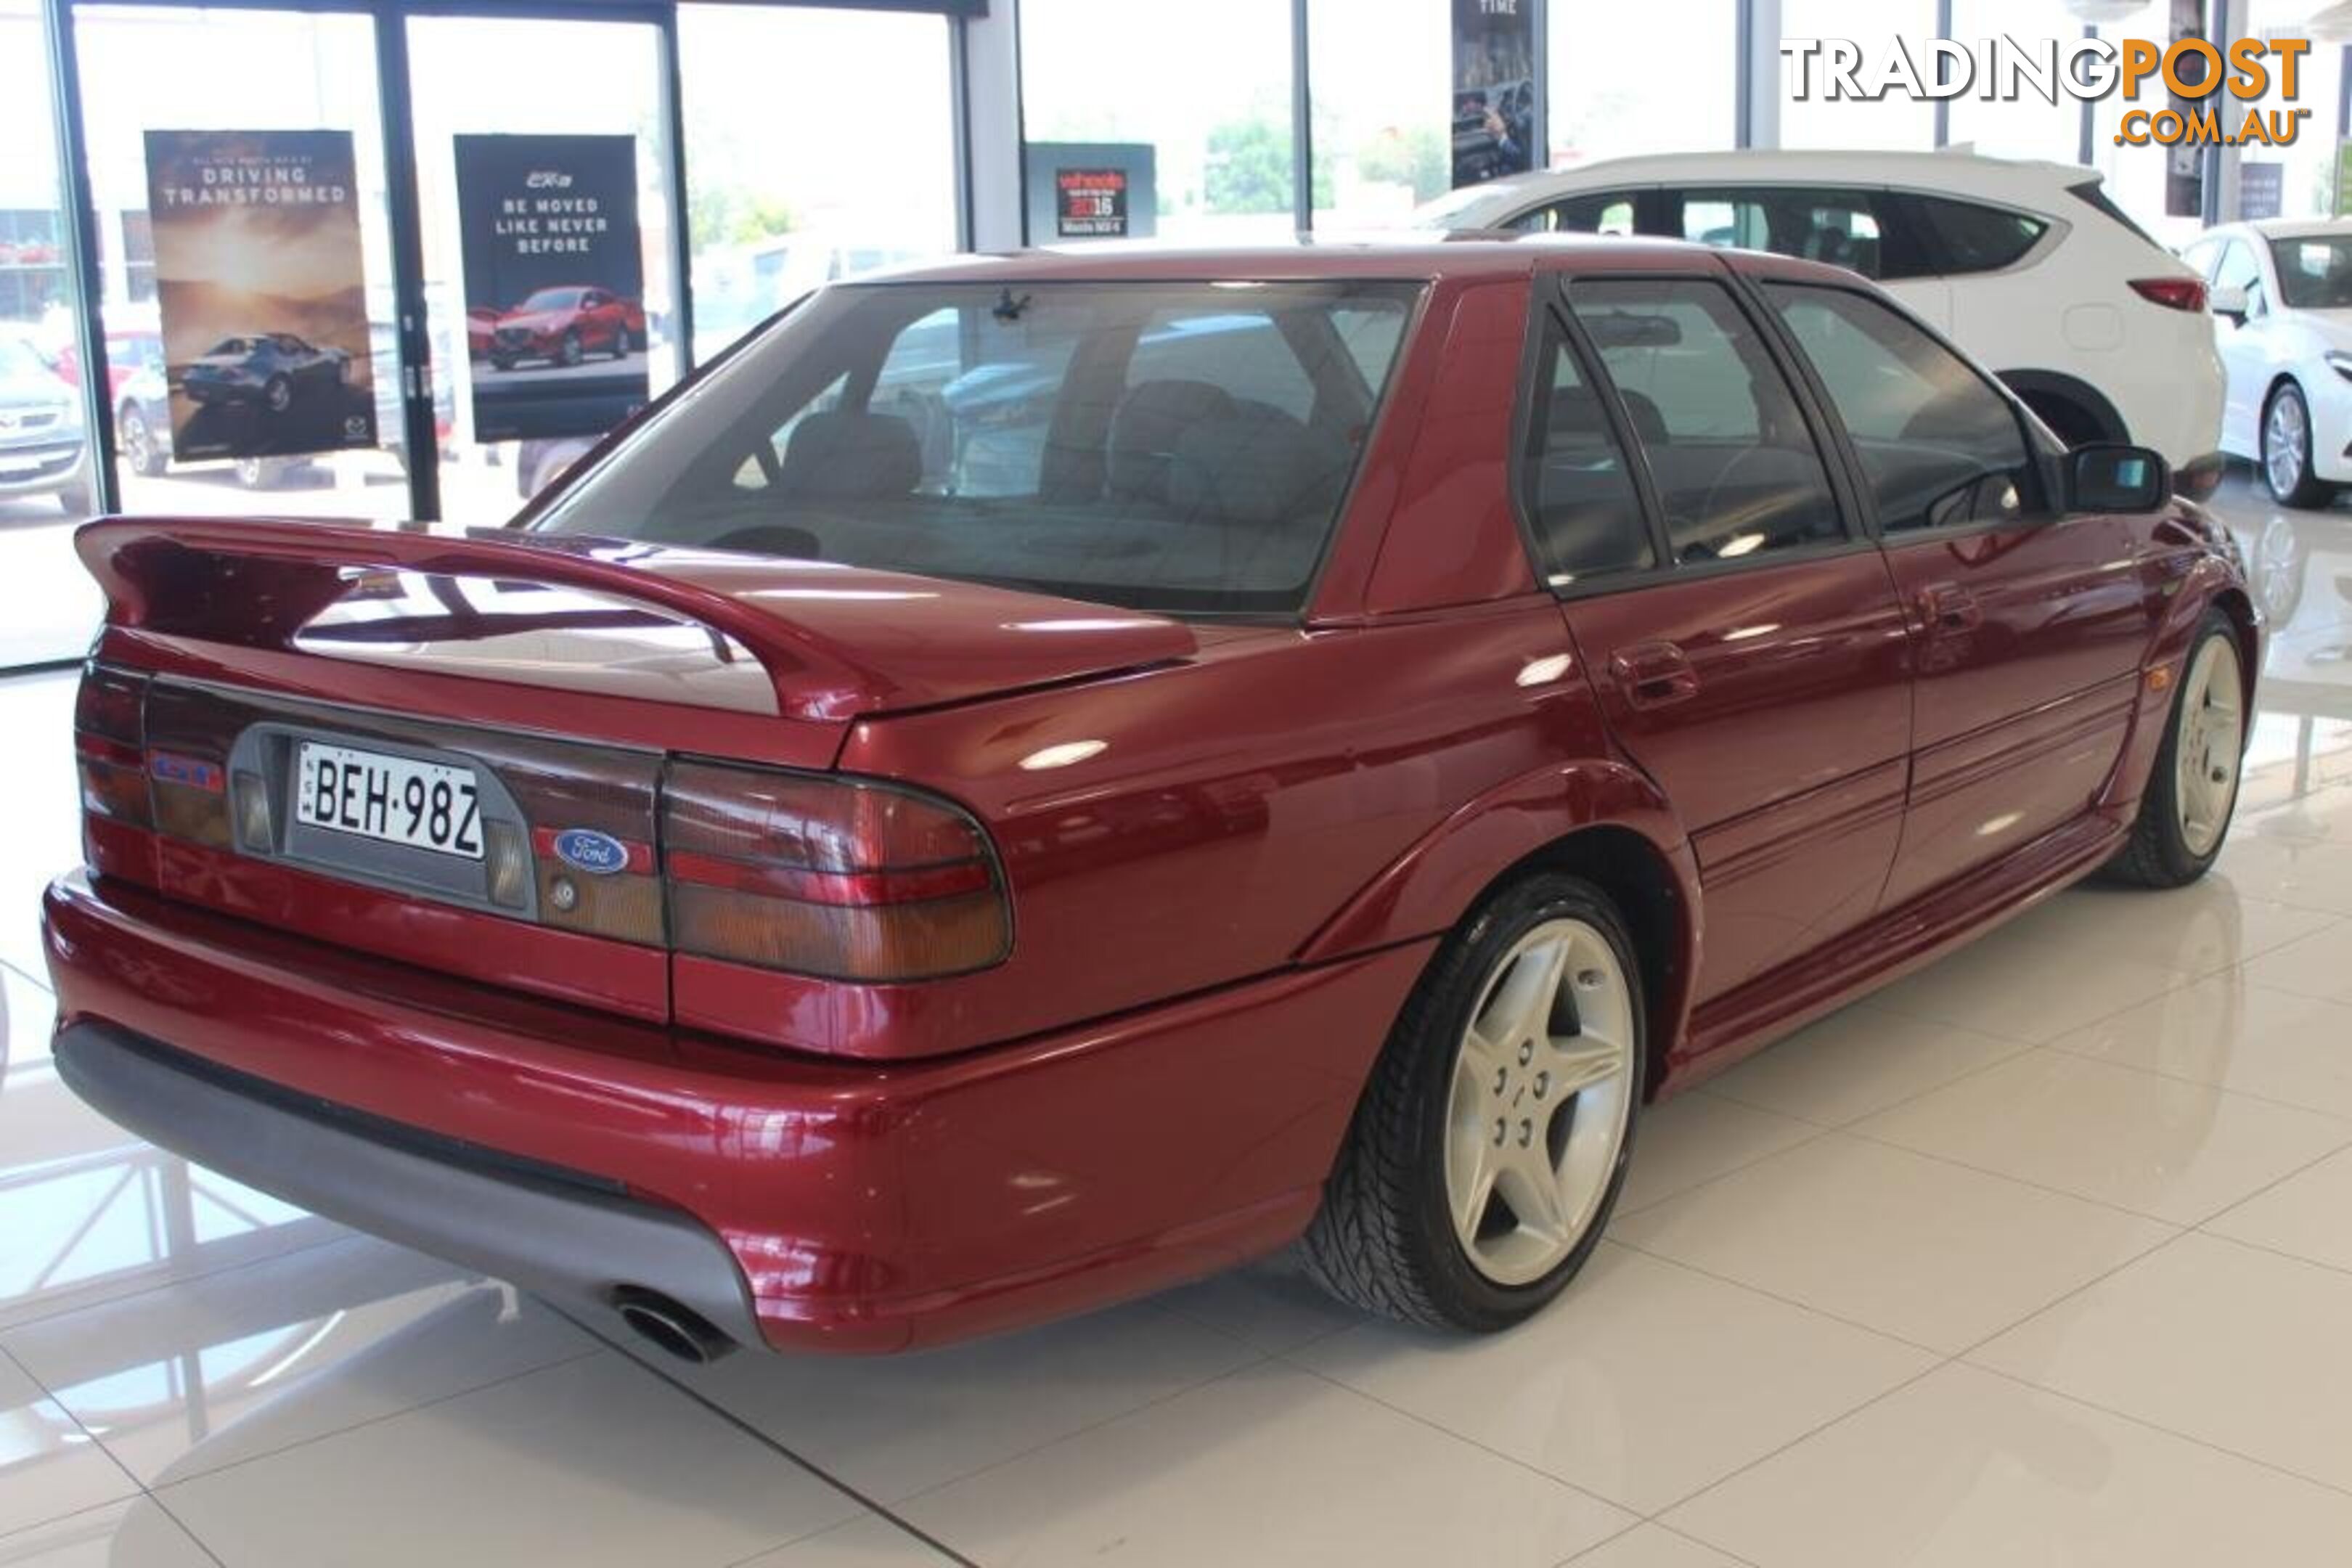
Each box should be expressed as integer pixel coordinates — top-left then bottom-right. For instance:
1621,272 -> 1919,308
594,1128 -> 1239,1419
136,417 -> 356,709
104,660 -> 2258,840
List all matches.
2130,277 -> 2209,313
73,663 -> 151,830
662,761 -> 1010,981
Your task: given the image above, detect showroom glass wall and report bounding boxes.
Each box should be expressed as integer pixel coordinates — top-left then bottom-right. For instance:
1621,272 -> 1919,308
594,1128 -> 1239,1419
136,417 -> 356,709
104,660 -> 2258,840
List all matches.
4,0 -> 968,674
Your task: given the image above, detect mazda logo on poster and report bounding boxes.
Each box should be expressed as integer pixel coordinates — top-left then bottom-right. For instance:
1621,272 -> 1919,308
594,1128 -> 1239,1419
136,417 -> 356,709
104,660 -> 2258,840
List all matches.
454,133 -> 648,444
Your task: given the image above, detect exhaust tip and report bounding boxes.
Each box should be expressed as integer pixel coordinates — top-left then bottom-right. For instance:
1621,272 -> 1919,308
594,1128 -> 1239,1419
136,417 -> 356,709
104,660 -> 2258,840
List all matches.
612,1288 -> 736,1365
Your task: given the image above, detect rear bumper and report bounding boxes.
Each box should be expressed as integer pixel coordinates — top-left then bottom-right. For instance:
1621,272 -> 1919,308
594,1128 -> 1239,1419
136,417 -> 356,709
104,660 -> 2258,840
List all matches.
52,1021 -> 764,1349
42,871 -> 1429,1353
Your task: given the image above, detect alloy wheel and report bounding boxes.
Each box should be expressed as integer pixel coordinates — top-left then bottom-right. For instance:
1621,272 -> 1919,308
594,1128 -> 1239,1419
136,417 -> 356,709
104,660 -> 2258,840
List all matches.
2176,634 -> 2244,859
2266,392 -> 2308,500
1442,918 -> 1636,1287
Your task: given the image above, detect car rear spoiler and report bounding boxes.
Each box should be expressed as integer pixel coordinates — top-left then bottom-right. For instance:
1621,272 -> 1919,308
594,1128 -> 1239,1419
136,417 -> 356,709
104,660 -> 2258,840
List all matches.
76,517 -> 1197,723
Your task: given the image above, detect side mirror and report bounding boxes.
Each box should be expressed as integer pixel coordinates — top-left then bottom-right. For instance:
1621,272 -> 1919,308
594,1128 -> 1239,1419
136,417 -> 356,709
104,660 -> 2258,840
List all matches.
2069,444 -> 2170,513
2210,283 -> 2250,323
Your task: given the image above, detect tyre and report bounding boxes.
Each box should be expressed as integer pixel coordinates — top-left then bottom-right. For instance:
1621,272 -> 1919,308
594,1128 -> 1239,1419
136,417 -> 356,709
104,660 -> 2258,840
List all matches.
58,478 -> 93,517
1304,871 -> 1643,1331
560,330 -> 584,368
118,407 -> 165,478
2262,382 -> 2335,508
609,329 -> 629,362
2104,608 -> 2247,889
491,354 -> 514,372
264,374 -> 292,415
233,457 -> 281,491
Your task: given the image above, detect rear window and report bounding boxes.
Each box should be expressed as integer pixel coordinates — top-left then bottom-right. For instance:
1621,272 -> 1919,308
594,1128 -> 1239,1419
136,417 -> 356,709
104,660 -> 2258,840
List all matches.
1914,197 -> 2048,274
2067,179 -> 2161,250
531,280 -> 1419,616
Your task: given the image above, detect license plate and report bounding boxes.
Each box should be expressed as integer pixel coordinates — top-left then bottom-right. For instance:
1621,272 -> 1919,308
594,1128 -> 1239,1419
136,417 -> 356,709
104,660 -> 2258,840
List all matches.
295,741 -> 483,859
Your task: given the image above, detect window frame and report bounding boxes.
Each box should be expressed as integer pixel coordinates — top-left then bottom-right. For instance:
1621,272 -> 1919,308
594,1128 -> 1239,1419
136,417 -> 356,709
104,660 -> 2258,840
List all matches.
1506,264 -> 1871,603
1746,274 -> 2063,548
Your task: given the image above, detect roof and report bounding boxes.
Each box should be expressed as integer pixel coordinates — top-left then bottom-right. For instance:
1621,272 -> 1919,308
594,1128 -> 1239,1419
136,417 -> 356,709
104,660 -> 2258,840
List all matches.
2229,217 -> 2352,240
852,232 -> 1858,287
1426,148 -> 2099,224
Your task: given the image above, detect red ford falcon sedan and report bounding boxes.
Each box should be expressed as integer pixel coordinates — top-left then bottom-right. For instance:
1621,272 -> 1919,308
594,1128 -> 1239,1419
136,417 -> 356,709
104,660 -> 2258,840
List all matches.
44,238 -> 2255,1358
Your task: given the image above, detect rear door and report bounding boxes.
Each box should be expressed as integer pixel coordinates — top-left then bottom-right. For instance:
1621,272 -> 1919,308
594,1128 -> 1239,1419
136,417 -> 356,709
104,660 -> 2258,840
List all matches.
1758,277 -> 2154,910
1540,270 -> 1914,1004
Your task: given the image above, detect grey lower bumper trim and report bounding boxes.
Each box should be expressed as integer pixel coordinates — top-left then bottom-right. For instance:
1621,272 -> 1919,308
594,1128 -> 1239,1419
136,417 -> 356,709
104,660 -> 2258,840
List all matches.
52,1021 -> 762,1349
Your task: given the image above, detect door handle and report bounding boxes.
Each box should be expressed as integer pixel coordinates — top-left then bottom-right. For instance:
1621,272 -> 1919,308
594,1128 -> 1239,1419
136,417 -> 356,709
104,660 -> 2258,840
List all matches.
1919,584 -> 1983,634
1609,640 -> 1699,710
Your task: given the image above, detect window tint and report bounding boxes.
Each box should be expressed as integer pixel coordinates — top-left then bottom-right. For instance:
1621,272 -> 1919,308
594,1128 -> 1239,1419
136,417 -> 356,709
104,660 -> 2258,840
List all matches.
1128,311 -> 1318,420
1670,187 -> 1890,279
1571,277 -> 1844,564
1519,192 -> 1638,235
1913,197 -> 2047,274
2266,236 -> 2352,310
536,280 -> 1418,616
1765,283 -> 2033,535
1527,326 -> 1653,585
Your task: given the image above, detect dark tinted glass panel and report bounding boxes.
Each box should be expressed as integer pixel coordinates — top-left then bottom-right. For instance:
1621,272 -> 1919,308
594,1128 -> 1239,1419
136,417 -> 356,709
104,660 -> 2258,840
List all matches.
1527,328 -> 1652,585
534,280 -> 1418,616
1521,192 -> 1638,234
1571,277 -> 1844,564
1671,187 -> 1895,279
1914,197 -> 2047,274
1765,283 -> 2033,534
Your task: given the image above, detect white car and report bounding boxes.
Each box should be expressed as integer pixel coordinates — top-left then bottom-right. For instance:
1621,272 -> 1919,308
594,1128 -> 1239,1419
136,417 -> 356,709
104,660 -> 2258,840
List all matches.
1415,150 -> 2225,479
2181,219 -> 2352,507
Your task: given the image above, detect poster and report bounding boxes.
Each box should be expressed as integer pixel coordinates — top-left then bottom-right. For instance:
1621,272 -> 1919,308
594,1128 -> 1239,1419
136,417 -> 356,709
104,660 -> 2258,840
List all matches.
144,129 -> 375,462
2239,160 -> 2284,220
1024,142 -> 1157,243
2165,0 -> 2210,219
455,134 -> 648,444
1452,0 -> 1535,189
1057,168 -> 1131,238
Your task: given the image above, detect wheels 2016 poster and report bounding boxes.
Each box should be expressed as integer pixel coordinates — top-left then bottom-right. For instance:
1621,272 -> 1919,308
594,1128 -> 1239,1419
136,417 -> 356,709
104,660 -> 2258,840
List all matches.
1452,0 -> 1535,189
143,129 -> 377,462
454,134 -> 649,444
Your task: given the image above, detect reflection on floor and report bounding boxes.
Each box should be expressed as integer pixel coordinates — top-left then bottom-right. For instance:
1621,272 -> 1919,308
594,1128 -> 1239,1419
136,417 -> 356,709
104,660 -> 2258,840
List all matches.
3,472 -> 2352,1565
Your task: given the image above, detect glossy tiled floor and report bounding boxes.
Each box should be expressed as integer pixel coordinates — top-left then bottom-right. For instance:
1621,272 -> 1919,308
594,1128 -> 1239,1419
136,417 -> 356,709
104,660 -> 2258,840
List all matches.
5,473 -> 2352,1565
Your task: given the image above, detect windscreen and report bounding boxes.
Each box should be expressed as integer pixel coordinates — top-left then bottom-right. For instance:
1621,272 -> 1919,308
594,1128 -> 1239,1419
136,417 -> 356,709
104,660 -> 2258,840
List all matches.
531,279 -> 1421,615
2267,236 -> 2352,310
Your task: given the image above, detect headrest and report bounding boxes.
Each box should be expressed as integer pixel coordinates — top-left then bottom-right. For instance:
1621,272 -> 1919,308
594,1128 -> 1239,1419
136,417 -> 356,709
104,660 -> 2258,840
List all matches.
1167,417 -> 1349,527
1109,379 -> 1238,501
778,409 -> 920,502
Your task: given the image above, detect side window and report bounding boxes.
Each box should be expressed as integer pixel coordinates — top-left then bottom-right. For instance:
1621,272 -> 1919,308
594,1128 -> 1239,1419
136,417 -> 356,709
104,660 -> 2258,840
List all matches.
1912,197 -> 2048,275
1765,283 -> 2033,534
1526,324 -> 1654,586
2179,238 -> 2221,283
2213,240 -> 2266,314
1673,187 -> 1888,279
1521,192 -> 1637,235
1571,277 -> 1845,564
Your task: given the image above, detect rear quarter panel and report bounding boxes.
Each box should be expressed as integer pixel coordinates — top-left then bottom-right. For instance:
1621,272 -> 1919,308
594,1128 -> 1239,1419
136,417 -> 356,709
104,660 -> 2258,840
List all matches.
690,602 -> 1615,1059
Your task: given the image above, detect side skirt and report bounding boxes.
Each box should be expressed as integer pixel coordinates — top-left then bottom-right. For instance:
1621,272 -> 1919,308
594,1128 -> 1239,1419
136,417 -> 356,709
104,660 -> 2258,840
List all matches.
1663,808 -> 2128,1093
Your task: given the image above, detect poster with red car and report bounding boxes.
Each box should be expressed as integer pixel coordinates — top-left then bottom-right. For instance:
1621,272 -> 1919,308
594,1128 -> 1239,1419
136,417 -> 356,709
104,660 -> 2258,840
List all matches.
143,129 -> 377,462
454,133 -> 648,443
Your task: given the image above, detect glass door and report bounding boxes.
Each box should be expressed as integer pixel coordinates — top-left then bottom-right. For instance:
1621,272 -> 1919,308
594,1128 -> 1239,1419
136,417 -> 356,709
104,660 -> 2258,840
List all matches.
0,0 -> 105,668
402,12 -> 683,518
74,4 -> 415,520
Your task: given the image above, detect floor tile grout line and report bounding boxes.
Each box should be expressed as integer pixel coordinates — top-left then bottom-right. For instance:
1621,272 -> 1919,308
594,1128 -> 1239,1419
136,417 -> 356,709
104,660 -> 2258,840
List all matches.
1267,1352 -> 1648,1525
1597,1235 -> 2009,1360
2189,1225 -> 2352,1284
1611,1122 -> 1838,1222
555,1303 -> 1000,1568
1958,1354 -> 2352,1507
0,1222 -> 355,1339
2039,1027 -> 2352,1121
1687,1025 -> 2041,1134
142,1341 -> 607,1498
142,1489 -> 234,1568
0,1334 -> 152,1522
1,955 -> 52,995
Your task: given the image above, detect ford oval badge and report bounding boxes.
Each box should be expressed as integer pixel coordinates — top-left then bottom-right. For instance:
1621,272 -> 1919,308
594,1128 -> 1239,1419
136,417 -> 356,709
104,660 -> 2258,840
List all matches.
552,828 -> 629,876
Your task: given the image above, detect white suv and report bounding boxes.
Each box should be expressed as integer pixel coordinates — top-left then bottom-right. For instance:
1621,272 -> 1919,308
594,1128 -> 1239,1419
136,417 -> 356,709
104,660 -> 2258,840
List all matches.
1416,150 -> 2225,478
